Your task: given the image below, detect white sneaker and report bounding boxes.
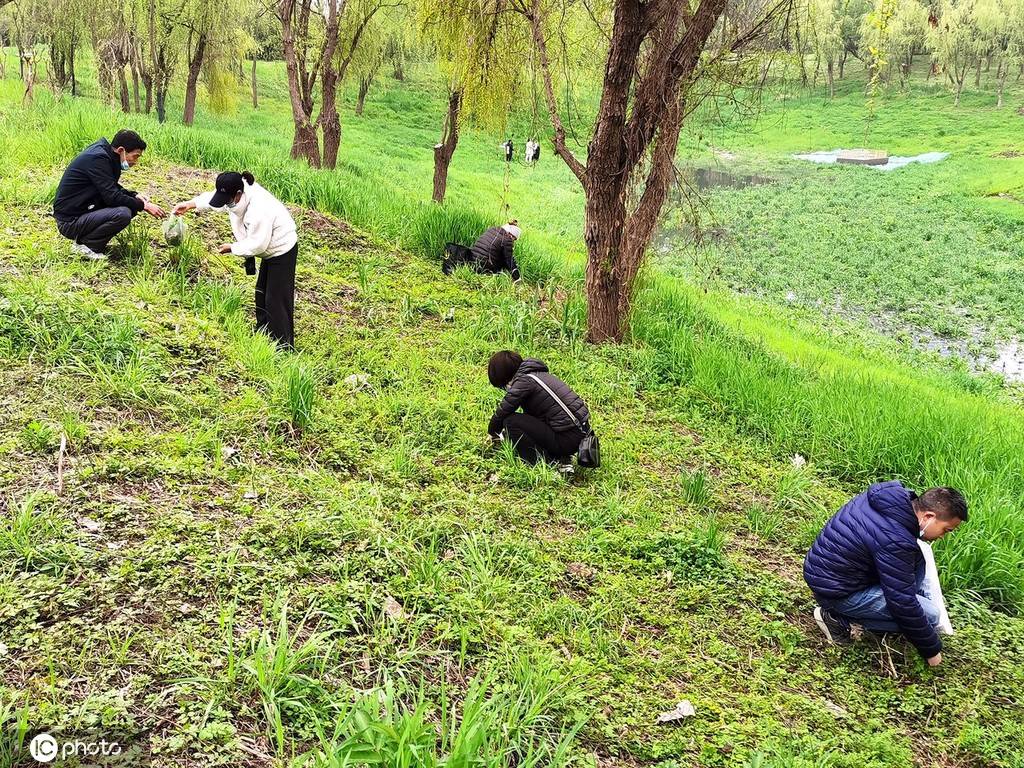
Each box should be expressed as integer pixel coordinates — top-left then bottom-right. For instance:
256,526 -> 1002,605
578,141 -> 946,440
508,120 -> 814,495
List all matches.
72,242 -> 106,260
557,462 -> 576,477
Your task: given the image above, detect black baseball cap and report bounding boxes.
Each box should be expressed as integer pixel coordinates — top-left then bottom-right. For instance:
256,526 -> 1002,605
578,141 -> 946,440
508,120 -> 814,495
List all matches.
208,172 -> 245,208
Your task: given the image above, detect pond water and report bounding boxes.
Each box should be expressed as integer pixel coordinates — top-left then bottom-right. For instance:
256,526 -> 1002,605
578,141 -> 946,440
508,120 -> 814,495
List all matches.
794,149 -> 949,171
684,166 -> 774,190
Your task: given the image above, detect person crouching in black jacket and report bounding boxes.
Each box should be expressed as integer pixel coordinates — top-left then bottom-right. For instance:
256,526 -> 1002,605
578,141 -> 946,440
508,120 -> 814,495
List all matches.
53,129 -> 166,259
487,351 -> 589,467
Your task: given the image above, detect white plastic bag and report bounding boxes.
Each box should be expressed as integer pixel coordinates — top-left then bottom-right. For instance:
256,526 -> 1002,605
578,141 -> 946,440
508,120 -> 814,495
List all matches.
162,214 -> 187,246
918,539 -> 954,636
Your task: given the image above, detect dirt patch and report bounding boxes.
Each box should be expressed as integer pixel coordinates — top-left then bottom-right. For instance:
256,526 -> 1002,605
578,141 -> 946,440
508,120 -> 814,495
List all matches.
996,149 -> 1023,158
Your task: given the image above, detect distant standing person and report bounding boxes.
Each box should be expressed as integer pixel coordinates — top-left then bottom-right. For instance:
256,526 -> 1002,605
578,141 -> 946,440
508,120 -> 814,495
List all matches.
487,350 -> 590,471
502,139 -> 514,163
525,138 -> 540,164
804,482 -> 967,667
173,172 -> 298,349
53,129 -> 166,259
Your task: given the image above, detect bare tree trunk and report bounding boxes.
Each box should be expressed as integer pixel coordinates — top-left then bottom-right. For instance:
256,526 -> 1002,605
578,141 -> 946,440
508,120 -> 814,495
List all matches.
131,64 -> 141,112
118,67 -> 130,111
974,57 -> 982,88
280,0 -> 322,166
156,86 -> 168,123
997,62 -> 1007,107
142,72 -> 153,112
69,42 -> 76,95
318,0 -> 343,169
839,50 -> 847,80
432,89 -> 460,203
251,57 -> 258,109
183,32 -> 207,125
356,79 -> 369,115
827,60 -> 834,99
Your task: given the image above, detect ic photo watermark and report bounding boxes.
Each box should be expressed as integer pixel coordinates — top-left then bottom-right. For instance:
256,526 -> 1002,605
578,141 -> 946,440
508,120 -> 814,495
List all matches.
28,732 -> 122,763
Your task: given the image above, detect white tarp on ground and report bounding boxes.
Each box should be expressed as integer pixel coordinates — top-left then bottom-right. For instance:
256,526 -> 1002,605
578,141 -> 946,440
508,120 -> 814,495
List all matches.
793,149 -> 949,171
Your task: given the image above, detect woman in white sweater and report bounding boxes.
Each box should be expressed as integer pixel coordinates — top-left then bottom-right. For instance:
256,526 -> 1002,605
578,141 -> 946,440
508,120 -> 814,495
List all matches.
173,171 -> 298,349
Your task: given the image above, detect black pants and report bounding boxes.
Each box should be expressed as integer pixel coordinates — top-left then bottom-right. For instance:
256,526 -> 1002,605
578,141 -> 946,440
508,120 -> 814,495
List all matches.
56,207 -> 134,253
255,244 -> 297,349
442,242 -> 477,275
502,414 -> 583,465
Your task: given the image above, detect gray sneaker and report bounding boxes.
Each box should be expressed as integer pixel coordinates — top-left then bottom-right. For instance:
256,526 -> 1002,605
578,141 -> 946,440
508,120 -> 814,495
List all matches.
814,606 -> 852,646
557,462 -> 575,477
72,242 -> 106,260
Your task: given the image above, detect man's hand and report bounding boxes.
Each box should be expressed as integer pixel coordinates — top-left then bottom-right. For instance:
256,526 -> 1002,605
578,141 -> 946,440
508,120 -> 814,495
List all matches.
927,652 -> 942,667
218,243 -> 233,254
143,201 -> 165,219
173,201 -> 196,216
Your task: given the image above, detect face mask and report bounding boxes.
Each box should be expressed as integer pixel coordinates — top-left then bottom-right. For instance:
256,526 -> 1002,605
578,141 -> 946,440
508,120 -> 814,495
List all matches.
919,519 -> 933,539
118,150 -> 130,171
226,200 -> 238,210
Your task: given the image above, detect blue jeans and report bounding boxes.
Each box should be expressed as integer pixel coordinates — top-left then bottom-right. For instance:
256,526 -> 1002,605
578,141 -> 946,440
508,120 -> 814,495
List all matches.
832,585 -> 941,633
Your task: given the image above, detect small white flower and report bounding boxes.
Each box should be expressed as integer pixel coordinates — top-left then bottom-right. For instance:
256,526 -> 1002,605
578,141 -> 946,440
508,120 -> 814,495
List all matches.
791,454 -> 807,469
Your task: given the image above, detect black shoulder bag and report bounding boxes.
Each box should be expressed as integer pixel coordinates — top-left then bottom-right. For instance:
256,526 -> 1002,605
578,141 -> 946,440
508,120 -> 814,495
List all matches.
527,374 -> 600,468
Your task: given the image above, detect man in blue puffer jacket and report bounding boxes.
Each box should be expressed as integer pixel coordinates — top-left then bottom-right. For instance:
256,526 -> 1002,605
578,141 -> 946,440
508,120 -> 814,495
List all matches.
804,482 -> 967,667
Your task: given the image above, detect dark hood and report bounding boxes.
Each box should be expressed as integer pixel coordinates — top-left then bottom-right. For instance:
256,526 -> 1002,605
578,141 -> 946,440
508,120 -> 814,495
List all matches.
516,359 -> 549,376
867,481 -> 918,536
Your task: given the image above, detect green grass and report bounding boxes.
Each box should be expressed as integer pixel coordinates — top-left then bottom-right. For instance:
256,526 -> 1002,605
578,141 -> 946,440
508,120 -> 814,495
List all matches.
2,52 -> 1024,765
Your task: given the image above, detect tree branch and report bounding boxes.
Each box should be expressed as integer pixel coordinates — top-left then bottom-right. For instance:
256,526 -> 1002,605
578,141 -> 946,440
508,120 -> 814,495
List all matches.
526,0 -> 585,183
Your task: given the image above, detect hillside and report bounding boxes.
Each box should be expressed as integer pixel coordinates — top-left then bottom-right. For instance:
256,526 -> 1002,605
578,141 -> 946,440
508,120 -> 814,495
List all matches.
2,146 -> 1024,766
3,44 -> 1024,767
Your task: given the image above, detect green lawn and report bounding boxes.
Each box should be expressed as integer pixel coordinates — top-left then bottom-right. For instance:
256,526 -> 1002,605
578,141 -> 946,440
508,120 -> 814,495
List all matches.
663,65 -> 1024,365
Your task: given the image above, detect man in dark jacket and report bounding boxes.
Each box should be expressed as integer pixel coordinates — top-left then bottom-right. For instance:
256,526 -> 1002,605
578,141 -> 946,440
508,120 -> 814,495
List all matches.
469,222 -> 520,280
487,350 -> 590,469
804,482 -> 967,666
53,130 -> 165,259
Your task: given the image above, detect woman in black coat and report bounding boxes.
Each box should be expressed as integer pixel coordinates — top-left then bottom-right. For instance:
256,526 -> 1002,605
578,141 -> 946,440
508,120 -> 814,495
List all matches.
487,351 -> 590,466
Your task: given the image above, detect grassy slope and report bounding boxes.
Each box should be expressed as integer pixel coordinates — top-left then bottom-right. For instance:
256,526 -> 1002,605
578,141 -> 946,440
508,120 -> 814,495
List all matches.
1,57 -> 1024,765
1,156 -> 1023,768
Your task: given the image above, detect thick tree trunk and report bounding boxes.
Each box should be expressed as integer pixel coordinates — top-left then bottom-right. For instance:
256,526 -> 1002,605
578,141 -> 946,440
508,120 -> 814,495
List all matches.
317,46 -> 342,167
183,33 -> 207,125
280,0 -> 321,166
156,86 -> 168,123
118,67 -> 130,112
432,89 -> 460,203
251,58 -> 258,109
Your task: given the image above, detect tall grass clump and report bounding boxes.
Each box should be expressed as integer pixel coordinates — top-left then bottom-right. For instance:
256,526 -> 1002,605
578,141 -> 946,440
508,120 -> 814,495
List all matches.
298,668 -> 579,768
280,357 -> 318,432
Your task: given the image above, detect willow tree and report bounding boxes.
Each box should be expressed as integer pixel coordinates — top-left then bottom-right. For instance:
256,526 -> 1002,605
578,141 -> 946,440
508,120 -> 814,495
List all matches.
278,0 -> 396,167
929,0 -> 981,105
418,0 -> 527,203
510,0 -> 790,342
975,0 -> 1024,106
